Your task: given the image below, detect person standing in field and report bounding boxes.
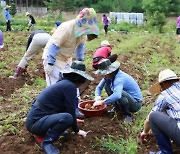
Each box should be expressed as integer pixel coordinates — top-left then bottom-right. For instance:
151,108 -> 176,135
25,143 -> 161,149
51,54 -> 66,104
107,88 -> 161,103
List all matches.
42,8 -> 99,87
176,16 -> 180,44
26,12 -> 36,31
4,5 -> 11,31
42,8 -> 99,118
102,14 -> 110,35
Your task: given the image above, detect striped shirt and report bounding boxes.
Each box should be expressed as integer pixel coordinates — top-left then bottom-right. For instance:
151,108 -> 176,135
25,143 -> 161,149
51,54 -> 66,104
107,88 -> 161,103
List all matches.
152,82 -> 180,129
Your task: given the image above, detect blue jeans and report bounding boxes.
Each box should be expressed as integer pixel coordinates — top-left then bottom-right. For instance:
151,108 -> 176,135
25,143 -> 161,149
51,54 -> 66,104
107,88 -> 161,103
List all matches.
29,113 -> 73,136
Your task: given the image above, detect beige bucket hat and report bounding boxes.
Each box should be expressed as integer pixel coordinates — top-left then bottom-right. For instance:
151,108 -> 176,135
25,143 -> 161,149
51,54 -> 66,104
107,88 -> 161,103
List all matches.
25,12 -> 31,16
101,40 -> 110,47
4,5 -> 11,9
149,69 -> 179,94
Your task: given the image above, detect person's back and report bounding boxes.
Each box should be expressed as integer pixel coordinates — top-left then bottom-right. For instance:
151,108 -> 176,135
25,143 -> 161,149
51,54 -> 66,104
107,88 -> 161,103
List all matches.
92,46 -> 111,69
102,15 -> 109,26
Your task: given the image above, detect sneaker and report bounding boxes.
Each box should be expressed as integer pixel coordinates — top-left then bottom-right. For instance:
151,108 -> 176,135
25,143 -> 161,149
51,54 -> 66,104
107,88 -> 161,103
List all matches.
124,115 -> 132,123
108,107 -> 117,114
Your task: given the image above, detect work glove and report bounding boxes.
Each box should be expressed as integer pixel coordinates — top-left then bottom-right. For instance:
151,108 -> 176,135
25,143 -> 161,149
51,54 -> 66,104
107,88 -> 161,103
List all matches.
93,100 -> 104,107
77,119 -> 84,123
77,130 -> 88,137
94,96 -> 101,101
140,131 -> 149,141
45,64 -> 54,75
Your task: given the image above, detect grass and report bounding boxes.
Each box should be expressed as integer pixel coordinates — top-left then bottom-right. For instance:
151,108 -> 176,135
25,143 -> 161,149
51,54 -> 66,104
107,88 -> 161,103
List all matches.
0,13 -> 180,153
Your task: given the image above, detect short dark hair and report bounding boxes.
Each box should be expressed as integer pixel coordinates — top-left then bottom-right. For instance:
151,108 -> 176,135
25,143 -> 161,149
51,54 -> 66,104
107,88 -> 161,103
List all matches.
63,73 -> 86,84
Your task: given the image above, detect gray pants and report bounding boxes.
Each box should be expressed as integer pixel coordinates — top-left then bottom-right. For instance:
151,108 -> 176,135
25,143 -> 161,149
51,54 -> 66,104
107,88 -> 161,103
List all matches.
18,33 -> 51,68
149,111 -> 180,145
105,83 -> 142,115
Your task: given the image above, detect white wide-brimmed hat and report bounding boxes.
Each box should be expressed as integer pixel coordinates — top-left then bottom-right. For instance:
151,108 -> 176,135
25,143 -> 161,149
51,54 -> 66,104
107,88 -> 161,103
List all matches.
4,5 -> 11,9
94,59 -> 120,75
25,12 -> 31,16
101,40 -> 110,47
149,69 -> 179,94
61,61 -> 94,81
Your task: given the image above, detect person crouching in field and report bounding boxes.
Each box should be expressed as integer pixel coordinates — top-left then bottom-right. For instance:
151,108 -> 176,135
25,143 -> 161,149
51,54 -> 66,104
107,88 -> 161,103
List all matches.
140,69 -> 180,154
93,59 -> 143,123
92,40 -> 113,69
26,12 -> 36,31
9,30 -> 51,79
0,30 -> 4,51
26,61 -> 94,154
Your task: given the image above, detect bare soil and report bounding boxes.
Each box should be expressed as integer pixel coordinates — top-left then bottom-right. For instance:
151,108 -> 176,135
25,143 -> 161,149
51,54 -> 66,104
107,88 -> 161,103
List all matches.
0,34 -> 180,154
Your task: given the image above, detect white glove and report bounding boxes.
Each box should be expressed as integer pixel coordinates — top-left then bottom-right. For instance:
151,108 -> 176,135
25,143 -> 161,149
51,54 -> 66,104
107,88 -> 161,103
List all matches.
6,20 -> 8,22
77,130 -> 88,137
93,100 -> 104,107
94,96 -> 101,101
45,64 -> 54,75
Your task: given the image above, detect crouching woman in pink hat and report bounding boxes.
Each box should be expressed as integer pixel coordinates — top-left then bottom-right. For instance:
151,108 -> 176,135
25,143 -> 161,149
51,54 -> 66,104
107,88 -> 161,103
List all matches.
140,69 -> 180,154
26,61 -> 94,154
93,59 -> 143,123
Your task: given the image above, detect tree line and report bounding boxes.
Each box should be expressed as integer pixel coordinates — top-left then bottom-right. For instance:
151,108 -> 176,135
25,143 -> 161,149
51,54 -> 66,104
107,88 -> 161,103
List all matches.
44,0 -> 180,15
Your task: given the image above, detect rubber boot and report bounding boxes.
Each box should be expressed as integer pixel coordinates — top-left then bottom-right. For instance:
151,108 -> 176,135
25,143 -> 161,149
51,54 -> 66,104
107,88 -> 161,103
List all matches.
41,129 -> 60,154
9,66 -> 25,79
152,134 -> 173,154
75,108 -> 85,118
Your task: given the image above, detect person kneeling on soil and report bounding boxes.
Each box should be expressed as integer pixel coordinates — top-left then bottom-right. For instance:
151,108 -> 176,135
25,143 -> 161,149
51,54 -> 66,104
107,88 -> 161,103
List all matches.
93,59 -> 143,123
140,69 -> 180,154
9,30 -> 51,79
92,40 -> 112,69
26,61 -> 94,154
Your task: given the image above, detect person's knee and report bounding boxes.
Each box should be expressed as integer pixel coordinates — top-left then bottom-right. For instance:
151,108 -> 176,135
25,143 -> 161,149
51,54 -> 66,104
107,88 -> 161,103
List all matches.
149,111 -> 160,126
59,113 -> 73,126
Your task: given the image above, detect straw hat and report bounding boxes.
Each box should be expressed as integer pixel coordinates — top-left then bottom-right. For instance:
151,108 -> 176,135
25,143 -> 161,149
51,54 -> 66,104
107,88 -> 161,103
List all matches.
61,61 -> 94,81
149,69 -> 180,94
101,40 -> 110,47
4,5 -> 11,9
94,59 -> 120,75
25,12 -> 31,16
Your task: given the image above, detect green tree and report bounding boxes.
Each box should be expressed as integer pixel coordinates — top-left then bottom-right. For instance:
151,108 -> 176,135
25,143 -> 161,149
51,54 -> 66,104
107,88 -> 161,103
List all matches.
45,0 -> 76,12
10,2 -> 17,17
143,0 -> 169,33
168,0 -> 180,15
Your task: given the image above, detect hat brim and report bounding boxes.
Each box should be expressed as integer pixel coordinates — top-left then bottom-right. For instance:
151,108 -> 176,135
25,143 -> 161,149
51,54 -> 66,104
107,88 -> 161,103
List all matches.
94,61 -> 120,75
149,77 -> 180,94
61,68 -> 94,81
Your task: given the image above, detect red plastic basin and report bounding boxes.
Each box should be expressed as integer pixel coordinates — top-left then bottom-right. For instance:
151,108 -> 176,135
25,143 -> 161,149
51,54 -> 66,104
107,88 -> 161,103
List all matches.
78,100 -> 107,117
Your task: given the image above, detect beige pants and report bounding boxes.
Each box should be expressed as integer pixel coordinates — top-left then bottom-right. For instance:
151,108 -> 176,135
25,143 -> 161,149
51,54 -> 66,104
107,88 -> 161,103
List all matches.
18,33 -> 51,68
